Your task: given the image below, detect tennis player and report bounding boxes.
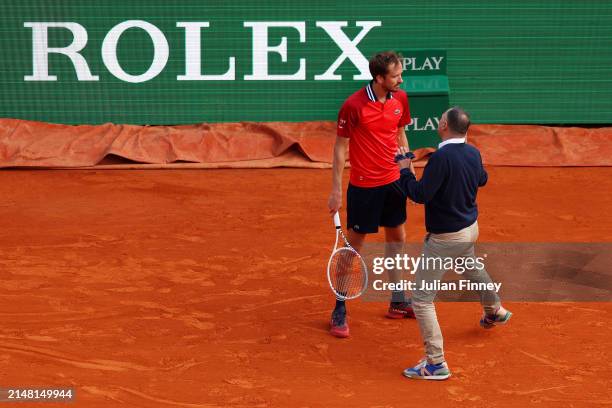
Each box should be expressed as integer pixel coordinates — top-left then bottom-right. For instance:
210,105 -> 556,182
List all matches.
327,51 -> 414,338
396,107 -> 512,380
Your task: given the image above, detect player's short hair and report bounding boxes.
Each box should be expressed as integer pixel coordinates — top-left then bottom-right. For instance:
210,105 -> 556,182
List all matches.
369,51 -> 402,79
446,106 -> 471,134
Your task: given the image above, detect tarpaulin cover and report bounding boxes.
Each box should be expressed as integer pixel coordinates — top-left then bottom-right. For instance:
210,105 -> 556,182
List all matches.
0,119 -> 610,169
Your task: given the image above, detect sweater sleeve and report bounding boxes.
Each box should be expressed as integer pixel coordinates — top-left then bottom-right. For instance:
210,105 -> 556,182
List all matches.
398,154 -> 447,204
478,153 -> 488,187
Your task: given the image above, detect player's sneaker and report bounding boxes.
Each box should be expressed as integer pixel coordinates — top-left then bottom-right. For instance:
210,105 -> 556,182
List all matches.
386,300 -> 416,319
330,308 -> 349,338
480,306 -> 512,329
403,360 -> 451,380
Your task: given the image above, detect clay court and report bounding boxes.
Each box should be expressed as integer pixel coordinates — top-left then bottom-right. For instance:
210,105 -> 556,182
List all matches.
2,2 -> 612,404
0,165 -> 610,407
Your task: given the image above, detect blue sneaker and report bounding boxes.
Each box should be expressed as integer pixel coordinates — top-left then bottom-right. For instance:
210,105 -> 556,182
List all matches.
403,360 -> 451,380
480,306 -> 512,329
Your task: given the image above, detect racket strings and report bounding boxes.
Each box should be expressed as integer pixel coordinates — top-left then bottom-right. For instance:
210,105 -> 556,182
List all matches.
329,248 -> 367,299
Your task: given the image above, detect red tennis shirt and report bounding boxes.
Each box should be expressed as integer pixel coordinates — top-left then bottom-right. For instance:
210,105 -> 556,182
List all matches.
337,82 -> 411,188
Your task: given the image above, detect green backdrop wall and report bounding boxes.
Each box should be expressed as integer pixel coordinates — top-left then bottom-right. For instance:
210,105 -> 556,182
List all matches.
1,1 -> 611,125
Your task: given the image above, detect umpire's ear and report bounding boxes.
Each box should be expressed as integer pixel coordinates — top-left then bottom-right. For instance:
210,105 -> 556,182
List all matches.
438,114 -> 448,132
437,111 -> 449,138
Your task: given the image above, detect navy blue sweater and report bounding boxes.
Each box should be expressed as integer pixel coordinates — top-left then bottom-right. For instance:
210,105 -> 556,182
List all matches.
399,142 -> 488,234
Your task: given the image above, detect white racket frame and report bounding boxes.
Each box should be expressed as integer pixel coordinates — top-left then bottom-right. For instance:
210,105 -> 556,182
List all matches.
326,212 -> 368,300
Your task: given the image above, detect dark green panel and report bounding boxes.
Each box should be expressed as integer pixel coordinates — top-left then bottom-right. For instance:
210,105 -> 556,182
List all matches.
1,1 -> 611,125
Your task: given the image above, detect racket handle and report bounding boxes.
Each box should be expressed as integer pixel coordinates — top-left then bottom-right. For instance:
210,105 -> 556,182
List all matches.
333,212 -> 341,229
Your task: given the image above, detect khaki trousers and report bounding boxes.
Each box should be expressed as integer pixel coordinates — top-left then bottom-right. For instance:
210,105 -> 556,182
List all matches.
411,221 -> 500,364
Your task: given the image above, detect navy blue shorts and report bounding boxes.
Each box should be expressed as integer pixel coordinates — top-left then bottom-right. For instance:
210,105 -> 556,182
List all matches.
346,180 -> 407,234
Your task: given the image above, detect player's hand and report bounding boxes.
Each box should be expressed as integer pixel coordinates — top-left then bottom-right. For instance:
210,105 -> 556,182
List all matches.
328,190 -> 342,214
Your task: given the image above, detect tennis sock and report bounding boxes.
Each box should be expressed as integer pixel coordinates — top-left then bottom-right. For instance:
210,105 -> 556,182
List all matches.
391,290 -> 406,303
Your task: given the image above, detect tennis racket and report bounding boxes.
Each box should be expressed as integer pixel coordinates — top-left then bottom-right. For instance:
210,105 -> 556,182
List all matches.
326,212 -> 368,300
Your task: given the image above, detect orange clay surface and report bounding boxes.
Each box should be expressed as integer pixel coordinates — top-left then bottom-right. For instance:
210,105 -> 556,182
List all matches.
0,167 -> 610,407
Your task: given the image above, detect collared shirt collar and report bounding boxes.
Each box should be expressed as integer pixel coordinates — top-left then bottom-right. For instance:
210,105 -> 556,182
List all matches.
438,137 -> 466,149
366,81 -> 393,102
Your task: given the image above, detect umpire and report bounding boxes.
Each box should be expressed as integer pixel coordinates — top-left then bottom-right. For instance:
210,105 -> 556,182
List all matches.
396,106 -> 512,380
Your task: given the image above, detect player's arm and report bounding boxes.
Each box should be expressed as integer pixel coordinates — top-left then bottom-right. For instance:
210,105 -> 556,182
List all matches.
397,126 -> 409,150
397,91 -> 411,150
328,136 -> 349,213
